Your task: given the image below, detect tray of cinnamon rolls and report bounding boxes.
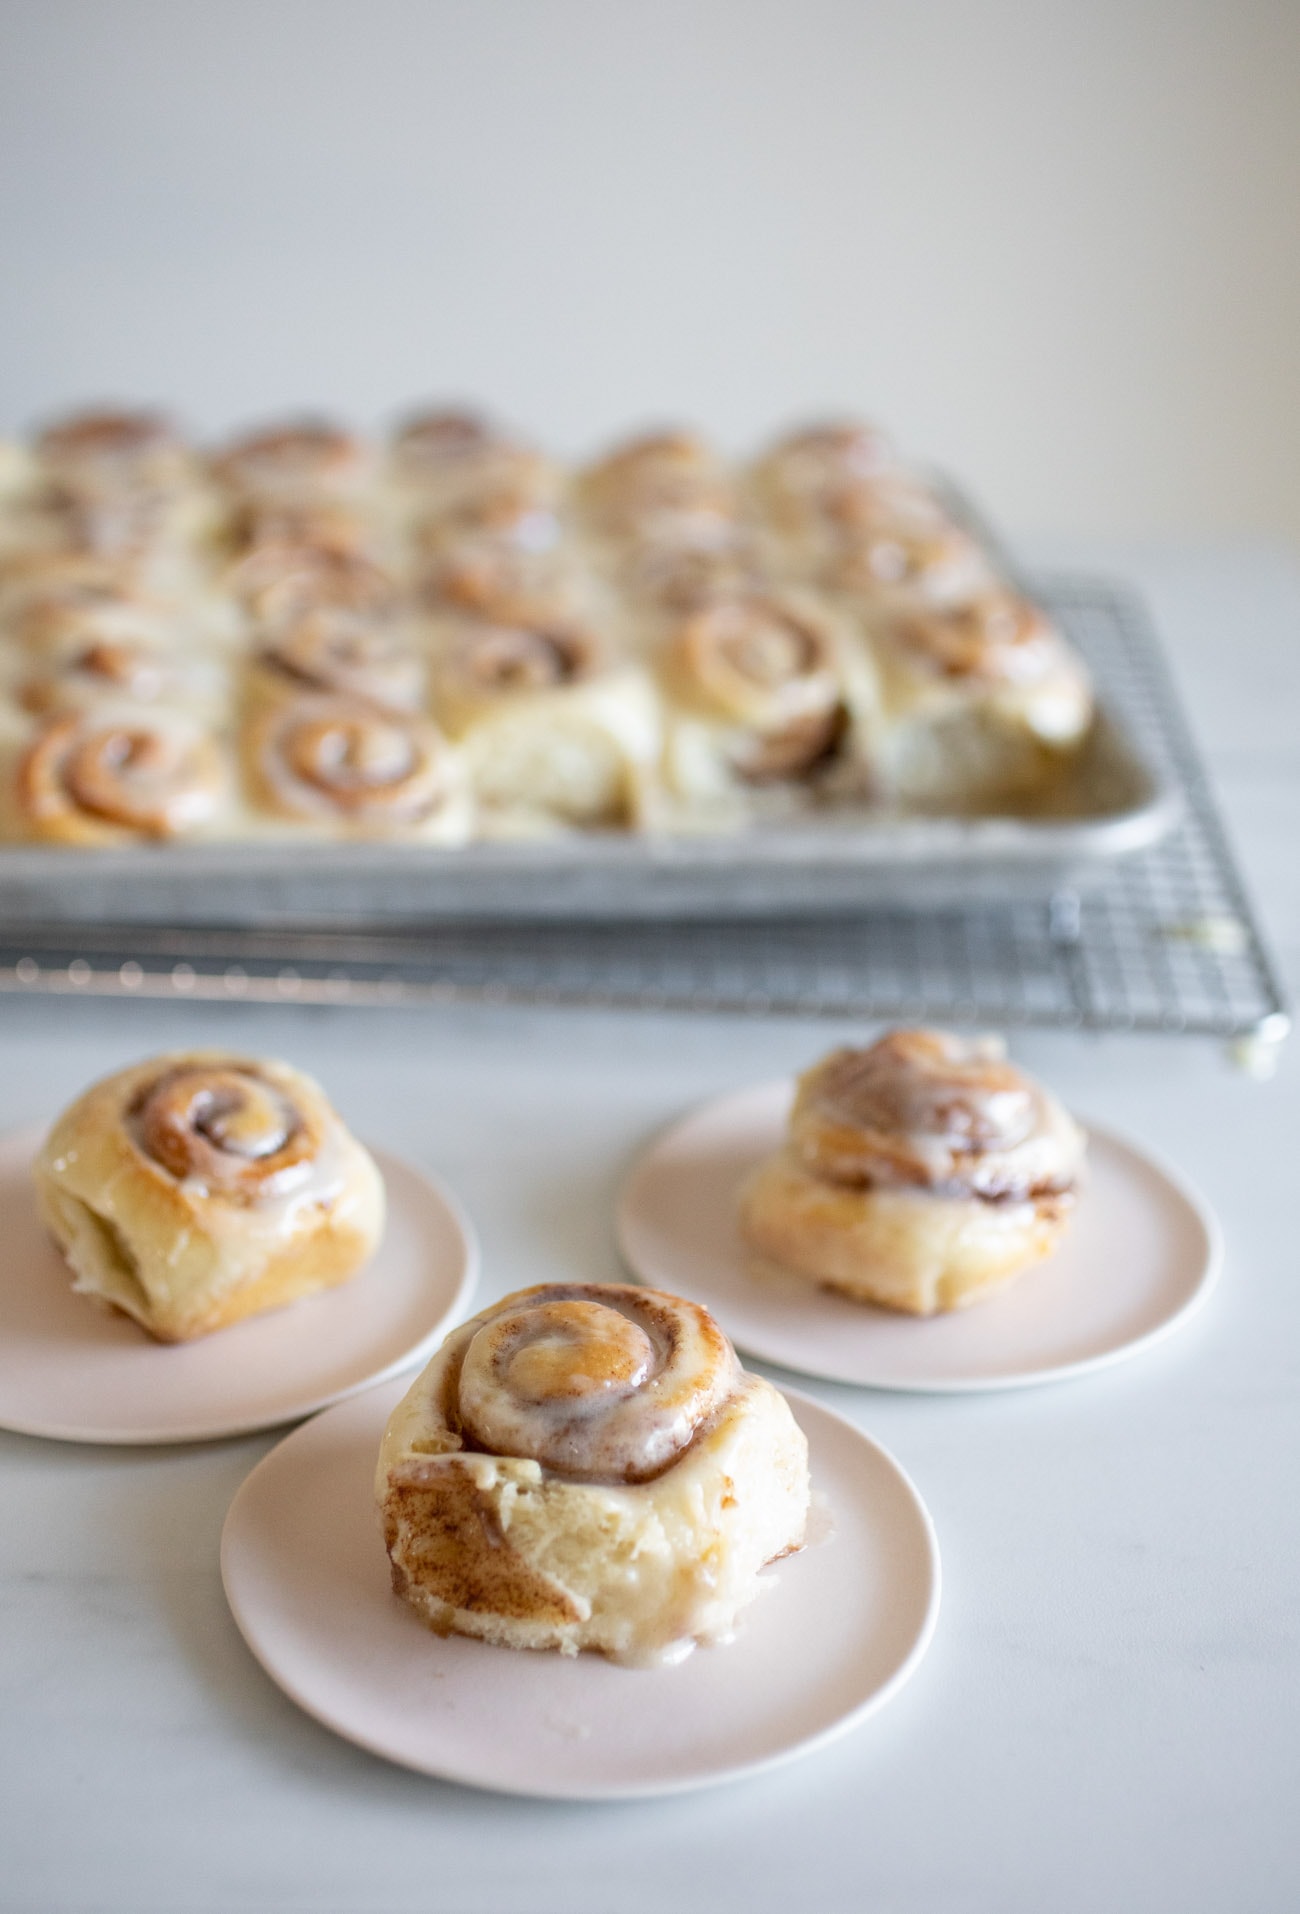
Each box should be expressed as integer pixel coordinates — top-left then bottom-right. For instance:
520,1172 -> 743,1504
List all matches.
0,405 -> 1176,922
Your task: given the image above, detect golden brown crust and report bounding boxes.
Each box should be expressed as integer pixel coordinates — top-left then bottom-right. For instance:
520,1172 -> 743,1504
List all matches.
243,692 -> 456,831
15,710 -> 227,843
376,1285 -> 809,1662
33,1050 -> 385,1341
740,1030 -> 1086,1314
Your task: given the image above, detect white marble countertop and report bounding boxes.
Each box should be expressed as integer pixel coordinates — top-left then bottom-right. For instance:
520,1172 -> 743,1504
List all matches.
1,544 -> 1297,1914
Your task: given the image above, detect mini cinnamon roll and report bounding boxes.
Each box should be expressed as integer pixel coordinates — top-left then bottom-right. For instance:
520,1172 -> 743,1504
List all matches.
3,577 -> 177,654
236,550 -> 402,633
249,607 -> 425,713
33,407 -> 190,495
658,592 -> 873,805
14,639 -> 227,721
377,1282 -> 809,1664
618,523 -> 764,613
579,430 -> 734,544
243,692 -> 466,838
826,510 -> 997,611
740,1029 -> 1086,1314
14,708 -> 229,844
870,590 -> 1094,804
429,618 -> 659,829
390,409 -> 558,520
33,1051 -> 385,1342
223,498 -> 377,569
212,419 -> 369,501
749,419 -> 900,534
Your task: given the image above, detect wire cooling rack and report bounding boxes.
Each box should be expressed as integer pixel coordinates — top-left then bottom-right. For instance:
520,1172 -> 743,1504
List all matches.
0,576 -> 1288,1049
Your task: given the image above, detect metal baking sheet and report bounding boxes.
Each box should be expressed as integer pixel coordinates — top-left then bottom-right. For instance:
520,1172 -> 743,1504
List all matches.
0,571 -> 1180,926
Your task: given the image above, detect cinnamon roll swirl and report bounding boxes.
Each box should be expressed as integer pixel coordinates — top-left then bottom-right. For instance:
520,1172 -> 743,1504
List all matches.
870,590 -> 1094,805
741,1030 -> 1086,1314
249,608 -> 426,713
579,430 -> 734,544
391,410 -> 558,521
429,618 -> 659,829
15,639 -> 226,721
33,1051 -> 385,1341
34,408 -> 191,496
14,709 -> 228,844
658,593 -> 875,807
243,693 -> 466,838
377,1283 -> 809,1664
212,419 -> 369,501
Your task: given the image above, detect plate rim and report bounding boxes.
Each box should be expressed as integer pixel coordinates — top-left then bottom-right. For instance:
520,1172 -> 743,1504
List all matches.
0,1126 -> 480,1445
219,1377 -> 943,1801
615,1079 -> 1224,1395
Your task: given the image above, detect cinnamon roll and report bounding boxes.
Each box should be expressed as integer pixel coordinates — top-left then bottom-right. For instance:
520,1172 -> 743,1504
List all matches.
579,430 -> 733,545
14,708 -> 229,844
377,1282 -> 809,1664
248,607 -> 425,713
658,592 -> 875,808
243,692 -> 467,838
749,420 -> 902,536
740,1030 -> 1086,1314
429,617 -> 659,829
212,420 -> 369,502
33,1052 -> 385,1342
871,590 -> 1094,805
14,639 -> 227,722
390,410 -> 558,521
33,407 -> 191,496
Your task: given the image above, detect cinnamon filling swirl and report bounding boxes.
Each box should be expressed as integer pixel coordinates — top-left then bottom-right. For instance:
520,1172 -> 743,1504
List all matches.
888,592 -> 1062,683
450,619 -> 600,696
258,610 -> 425,711
19,713 -> 225,837
18,640 -> 169,714
35,409 -> 183,489
256,695 -> 451,825
792,1029 -> 1084,1201
213,421 -> 366,499
671,597 -> 845,776
437,1284 -> 739,1483
584,431 -> 732,536
128,1061 -> 318,1195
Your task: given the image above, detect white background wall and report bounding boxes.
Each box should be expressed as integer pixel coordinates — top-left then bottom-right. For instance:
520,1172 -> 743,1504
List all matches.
1,0 -> 1297,543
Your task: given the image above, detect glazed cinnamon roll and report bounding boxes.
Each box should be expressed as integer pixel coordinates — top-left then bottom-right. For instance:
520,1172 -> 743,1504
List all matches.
749,420 -> 901,535
212,419 -> 369,501
33,1052 -> 385,1342
870,589 -> 1094,805
658,592 -> 874,805
826,506 -> 997,610
14,638 -> 227,721
33,407 -> 191,496
249,607 -> 425,713
429,618 -> 659,829
391,409 -> 558,522
377,1282 -> 809,1664
243,692 -> 466,838
236,550 -> 402,633
14,708 -> 229,844
740,1029 -> 1086,1314
579,430 -> 734,544
3,577 -> 177,654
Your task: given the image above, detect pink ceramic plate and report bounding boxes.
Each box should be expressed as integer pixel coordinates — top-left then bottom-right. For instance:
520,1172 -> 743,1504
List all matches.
0,1129 -> 477,1443
617,1082 -> 1221,1392
220,1378 -> 940,1799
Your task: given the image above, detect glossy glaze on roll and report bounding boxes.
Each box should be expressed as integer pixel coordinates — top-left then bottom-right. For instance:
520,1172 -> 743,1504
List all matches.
34,1050 -> 385,1341
741,1028 -> 1086,1315
0,404 -> 1097,843
377,1282 -> 809,1664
